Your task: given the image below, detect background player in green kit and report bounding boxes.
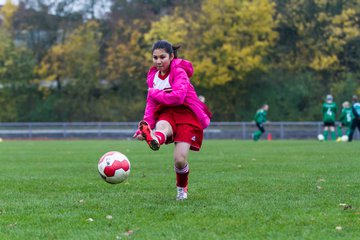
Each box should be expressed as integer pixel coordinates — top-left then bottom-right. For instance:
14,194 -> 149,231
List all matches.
252,104 -> 269,141
336,101 -> 353,141
322,94 -> 337,141
348,95 -> 360,142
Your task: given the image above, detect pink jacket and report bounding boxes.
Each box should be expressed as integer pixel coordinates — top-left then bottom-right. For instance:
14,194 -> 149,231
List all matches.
143,58 -> 212,129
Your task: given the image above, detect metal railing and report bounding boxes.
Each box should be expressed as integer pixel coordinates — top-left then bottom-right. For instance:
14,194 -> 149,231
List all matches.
0,122 -> 359,140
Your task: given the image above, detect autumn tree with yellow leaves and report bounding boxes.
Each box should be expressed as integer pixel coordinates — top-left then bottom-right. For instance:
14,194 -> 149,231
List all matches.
145,0 -> 278,87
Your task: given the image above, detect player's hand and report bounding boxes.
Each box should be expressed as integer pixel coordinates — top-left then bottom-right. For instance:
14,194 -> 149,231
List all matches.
133,129 -> 144,140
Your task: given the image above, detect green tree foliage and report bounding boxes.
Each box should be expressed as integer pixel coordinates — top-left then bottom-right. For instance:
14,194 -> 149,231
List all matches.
37,21 -> 104,121
38,20 -> 101,87
103,19 -> 150,121
275,0 -> 360,72
1,0 -> 360,122
0,2 -> 36,122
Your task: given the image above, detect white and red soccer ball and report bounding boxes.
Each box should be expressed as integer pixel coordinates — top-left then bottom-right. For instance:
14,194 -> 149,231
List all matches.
98,151 -> 131,184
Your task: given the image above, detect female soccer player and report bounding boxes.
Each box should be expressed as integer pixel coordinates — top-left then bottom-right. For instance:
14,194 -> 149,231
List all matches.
252,104 -> 269,141
322,94 -> 337,141
349,95 -> 360,142
133,40 -> 212,200
337,101 -> 353,141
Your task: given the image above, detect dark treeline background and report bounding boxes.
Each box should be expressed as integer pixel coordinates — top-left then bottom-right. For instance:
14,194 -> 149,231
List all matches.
0,0 -> 359,122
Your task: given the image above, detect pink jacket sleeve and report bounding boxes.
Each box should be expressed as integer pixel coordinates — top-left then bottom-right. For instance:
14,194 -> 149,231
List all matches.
147,68 -> 188,106
143,92 -> 158,129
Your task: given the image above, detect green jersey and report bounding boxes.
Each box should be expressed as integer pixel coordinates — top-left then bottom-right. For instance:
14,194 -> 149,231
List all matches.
322,102 -> 337,122
254,109 -> 267,124
338,107 -> 353,125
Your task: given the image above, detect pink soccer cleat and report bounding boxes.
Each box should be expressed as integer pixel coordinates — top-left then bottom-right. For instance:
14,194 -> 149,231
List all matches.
139,120 -> 160,151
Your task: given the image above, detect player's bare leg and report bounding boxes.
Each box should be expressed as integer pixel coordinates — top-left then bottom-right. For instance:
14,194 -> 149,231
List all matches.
138,120 -> 173,151
154,120 -> 173,143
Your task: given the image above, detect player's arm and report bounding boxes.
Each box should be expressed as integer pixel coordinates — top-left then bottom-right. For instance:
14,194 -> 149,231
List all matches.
254,111 -> 260,123
263,112 -> 268,123
148,68 -> 188,106
322,104 -> 326,114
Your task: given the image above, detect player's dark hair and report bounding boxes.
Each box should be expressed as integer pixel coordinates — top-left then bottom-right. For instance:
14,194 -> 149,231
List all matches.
152,40 -> 180,58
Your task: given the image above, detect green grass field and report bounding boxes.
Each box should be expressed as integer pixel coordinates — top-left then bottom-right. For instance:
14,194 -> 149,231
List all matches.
1,139 -> 360,239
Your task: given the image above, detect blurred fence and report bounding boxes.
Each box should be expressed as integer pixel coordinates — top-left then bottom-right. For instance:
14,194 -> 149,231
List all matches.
0,122 -> 359,140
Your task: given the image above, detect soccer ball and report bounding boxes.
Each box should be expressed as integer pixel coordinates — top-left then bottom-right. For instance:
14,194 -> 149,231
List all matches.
317,134 -> 324,141
341,135 -> 349,142
98,151 -> 131,184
